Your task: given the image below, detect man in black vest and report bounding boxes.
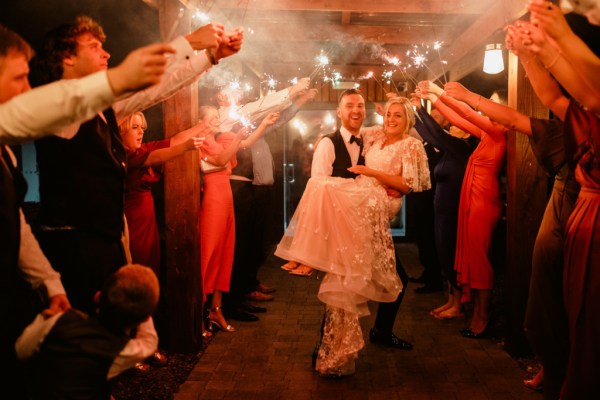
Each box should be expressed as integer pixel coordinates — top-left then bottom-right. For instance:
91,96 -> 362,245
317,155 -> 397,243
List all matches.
311,88 -> 412,350
32,16 -> 241,315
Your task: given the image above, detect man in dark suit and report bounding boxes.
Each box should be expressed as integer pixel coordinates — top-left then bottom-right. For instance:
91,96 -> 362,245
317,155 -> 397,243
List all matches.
311,88 -> 412,350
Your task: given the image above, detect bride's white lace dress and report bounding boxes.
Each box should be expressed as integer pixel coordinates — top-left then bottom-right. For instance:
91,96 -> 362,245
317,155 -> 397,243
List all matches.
275,128 -> 430,376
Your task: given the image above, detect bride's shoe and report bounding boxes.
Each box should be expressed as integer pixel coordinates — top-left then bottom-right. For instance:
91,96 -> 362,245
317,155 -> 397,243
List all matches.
290,265 -> 314,277
281,261 -> 299,271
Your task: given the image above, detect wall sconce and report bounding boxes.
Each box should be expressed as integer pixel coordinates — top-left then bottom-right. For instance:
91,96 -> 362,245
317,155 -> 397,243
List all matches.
483,44 -> 504,74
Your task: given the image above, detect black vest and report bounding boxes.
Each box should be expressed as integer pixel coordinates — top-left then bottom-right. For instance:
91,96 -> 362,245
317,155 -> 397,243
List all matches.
0,145 -> 28,352
326,130 -> 365,179
27,309 -> 129,400
36,109 -> 126,240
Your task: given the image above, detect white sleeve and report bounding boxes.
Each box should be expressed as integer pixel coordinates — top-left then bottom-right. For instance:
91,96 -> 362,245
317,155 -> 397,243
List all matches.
107,317 -> 159,379
15,313 -> 63,360
19,210 -> 66,297
112,36 -> 212,122
0,71 -> 115,144
310,137 -> 335,177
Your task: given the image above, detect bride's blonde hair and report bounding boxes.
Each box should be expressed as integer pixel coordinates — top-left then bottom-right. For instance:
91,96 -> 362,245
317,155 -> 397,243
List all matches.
383,96 -> 415,136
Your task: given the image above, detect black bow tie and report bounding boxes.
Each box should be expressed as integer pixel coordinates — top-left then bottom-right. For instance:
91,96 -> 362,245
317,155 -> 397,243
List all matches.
349,135 -> 363,146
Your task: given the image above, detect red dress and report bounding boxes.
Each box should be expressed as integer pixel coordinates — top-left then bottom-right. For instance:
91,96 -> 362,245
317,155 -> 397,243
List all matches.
200,133 -> 237,297
124,139 -> 170,274
440,106 -> 506,302
561,101 -> 600,399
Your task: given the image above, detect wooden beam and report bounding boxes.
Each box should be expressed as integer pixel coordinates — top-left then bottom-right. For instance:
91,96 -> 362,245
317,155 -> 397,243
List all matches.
215,0 -> 495,14
341,11 -> 351,25
421,0 -> 527,81
159,0 -> 203,353
504,52 -> 549,356
250,23 -> 460,45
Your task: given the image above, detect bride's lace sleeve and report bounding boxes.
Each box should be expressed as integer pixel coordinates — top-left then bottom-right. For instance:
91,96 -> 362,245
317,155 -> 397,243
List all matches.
360,125 -> 384,154
400,137 -> 432,192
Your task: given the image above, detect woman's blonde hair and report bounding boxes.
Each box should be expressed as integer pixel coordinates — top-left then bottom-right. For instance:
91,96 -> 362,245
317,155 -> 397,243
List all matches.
383,96 -> 415,136
198,105 -> 219,121
118,112 -> 147,134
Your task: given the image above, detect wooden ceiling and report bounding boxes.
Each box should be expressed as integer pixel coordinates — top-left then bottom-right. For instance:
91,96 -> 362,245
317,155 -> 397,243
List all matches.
148,0 -> 528,90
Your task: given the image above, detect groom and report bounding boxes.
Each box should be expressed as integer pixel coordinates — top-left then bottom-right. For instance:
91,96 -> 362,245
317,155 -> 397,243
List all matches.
311,88 -> 412,350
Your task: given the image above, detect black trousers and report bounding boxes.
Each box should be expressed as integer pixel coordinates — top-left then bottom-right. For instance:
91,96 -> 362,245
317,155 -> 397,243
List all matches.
412,189 -> 442,286
373,245 -> 408,333
225,181 -> 275,309
36,229 -> 126,314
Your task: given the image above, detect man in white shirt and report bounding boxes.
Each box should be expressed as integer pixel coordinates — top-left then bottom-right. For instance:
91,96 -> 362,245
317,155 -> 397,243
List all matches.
0,24 -> 173,399
311,89 -> 413,352
31,15 -> 242,315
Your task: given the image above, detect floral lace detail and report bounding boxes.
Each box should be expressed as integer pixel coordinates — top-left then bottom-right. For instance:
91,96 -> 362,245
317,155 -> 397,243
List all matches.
316,305 -> 364,377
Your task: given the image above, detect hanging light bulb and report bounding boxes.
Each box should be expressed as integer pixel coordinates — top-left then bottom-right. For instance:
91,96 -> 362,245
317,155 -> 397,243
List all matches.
483,44 -> 504,74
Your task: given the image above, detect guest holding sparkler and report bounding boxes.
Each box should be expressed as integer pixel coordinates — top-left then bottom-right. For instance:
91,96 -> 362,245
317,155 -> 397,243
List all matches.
417,81 -> 507,339
197,105 -> 279,334
410,94 -> 479,318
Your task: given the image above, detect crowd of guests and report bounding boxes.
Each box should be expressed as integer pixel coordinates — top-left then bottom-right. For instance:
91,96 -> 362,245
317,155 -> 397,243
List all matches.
1,0 -> 599,398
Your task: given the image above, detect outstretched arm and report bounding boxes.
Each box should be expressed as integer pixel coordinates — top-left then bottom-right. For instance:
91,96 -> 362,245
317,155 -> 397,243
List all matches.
145,136 -> 204,166
443,82 -> 531,135
416,87 -> 483,138
528,1 -> 600,94
506,22 -> 570,120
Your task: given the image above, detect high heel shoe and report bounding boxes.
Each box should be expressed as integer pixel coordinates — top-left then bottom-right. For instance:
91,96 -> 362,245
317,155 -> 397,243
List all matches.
460,324 -> 491,339
208,306 -> 236,333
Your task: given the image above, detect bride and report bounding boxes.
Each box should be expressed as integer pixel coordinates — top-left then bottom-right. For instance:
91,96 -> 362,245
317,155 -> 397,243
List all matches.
275,96 -> 430,376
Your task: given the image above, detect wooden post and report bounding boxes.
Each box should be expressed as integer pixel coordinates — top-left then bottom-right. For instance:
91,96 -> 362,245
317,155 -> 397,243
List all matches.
504,52 -> 549,356
159,0 -> 203,352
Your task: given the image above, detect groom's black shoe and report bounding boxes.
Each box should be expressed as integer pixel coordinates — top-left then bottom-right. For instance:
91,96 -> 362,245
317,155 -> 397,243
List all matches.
239,302 -> 267,313
369,328 -> 413,350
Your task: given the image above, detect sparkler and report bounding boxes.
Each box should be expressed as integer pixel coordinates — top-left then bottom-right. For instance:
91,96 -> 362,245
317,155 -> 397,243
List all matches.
309,51 -> 330,81
409,45 -> 445,87
360,71 -> 386,93
433,40 -> 448,85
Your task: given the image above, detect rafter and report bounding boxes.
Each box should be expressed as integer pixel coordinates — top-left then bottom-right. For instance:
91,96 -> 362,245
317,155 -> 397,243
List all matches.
214,0 -> 495,14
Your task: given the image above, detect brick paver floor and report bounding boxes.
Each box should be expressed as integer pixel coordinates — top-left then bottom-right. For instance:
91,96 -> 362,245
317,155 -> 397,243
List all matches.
175,243 -> 541,400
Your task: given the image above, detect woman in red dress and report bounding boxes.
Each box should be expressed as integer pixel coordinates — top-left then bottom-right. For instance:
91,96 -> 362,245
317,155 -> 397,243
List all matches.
119,111 -> 204,363
418,82 -> 506,338
198,106 -> 279,334
120,112 -> 204,273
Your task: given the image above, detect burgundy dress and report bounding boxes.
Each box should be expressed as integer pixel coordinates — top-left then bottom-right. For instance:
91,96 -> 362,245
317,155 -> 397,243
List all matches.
200,133 -> 237,298
561,101 -> 600,400
124,139 -> 170,274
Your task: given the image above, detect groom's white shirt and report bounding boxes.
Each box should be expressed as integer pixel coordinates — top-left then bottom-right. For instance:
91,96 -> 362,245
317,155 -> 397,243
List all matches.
311,127 -> 361,177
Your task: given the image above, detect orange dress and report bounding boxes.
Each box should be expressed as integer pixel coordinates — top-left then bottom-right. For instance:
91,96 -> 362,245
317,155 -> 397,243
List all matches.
454,124 -> 506,301
200,133 -> 237,297
561,101 -> 600,399
435,95 -> 507,302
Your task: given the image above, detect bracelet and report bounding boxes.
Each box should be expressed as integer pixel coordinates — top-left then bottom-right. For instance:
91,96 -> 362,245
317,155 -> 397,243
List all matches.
207,50 -> 218,65
475,95 -> 482,111
544,51 -> 561,70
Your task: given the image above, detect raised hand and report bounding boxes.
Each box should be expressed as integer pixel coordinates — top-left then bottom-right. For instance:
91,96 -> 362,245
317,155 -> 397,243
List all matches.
107,42 -> 175,96
443,82 -> 471,102
214,27 -> 244,62
527,1 -> 572,41
185,136 -> 205,151
261,112 -> 280,127
290,77 -> 311,98
185,23 -> 224,51
409,92 -> 422,109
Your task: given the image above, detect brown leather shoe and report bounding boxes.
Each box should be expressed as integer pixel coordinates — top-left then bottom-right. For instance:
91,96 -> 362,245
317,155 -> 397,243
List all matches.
245,290 -> 274,302
256,282 -> 276,294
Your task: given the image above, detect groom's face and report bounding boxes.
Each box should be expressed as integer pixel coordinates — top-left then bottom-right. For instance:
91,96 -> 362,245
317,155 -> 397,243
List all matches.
337,93 -> 365,134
